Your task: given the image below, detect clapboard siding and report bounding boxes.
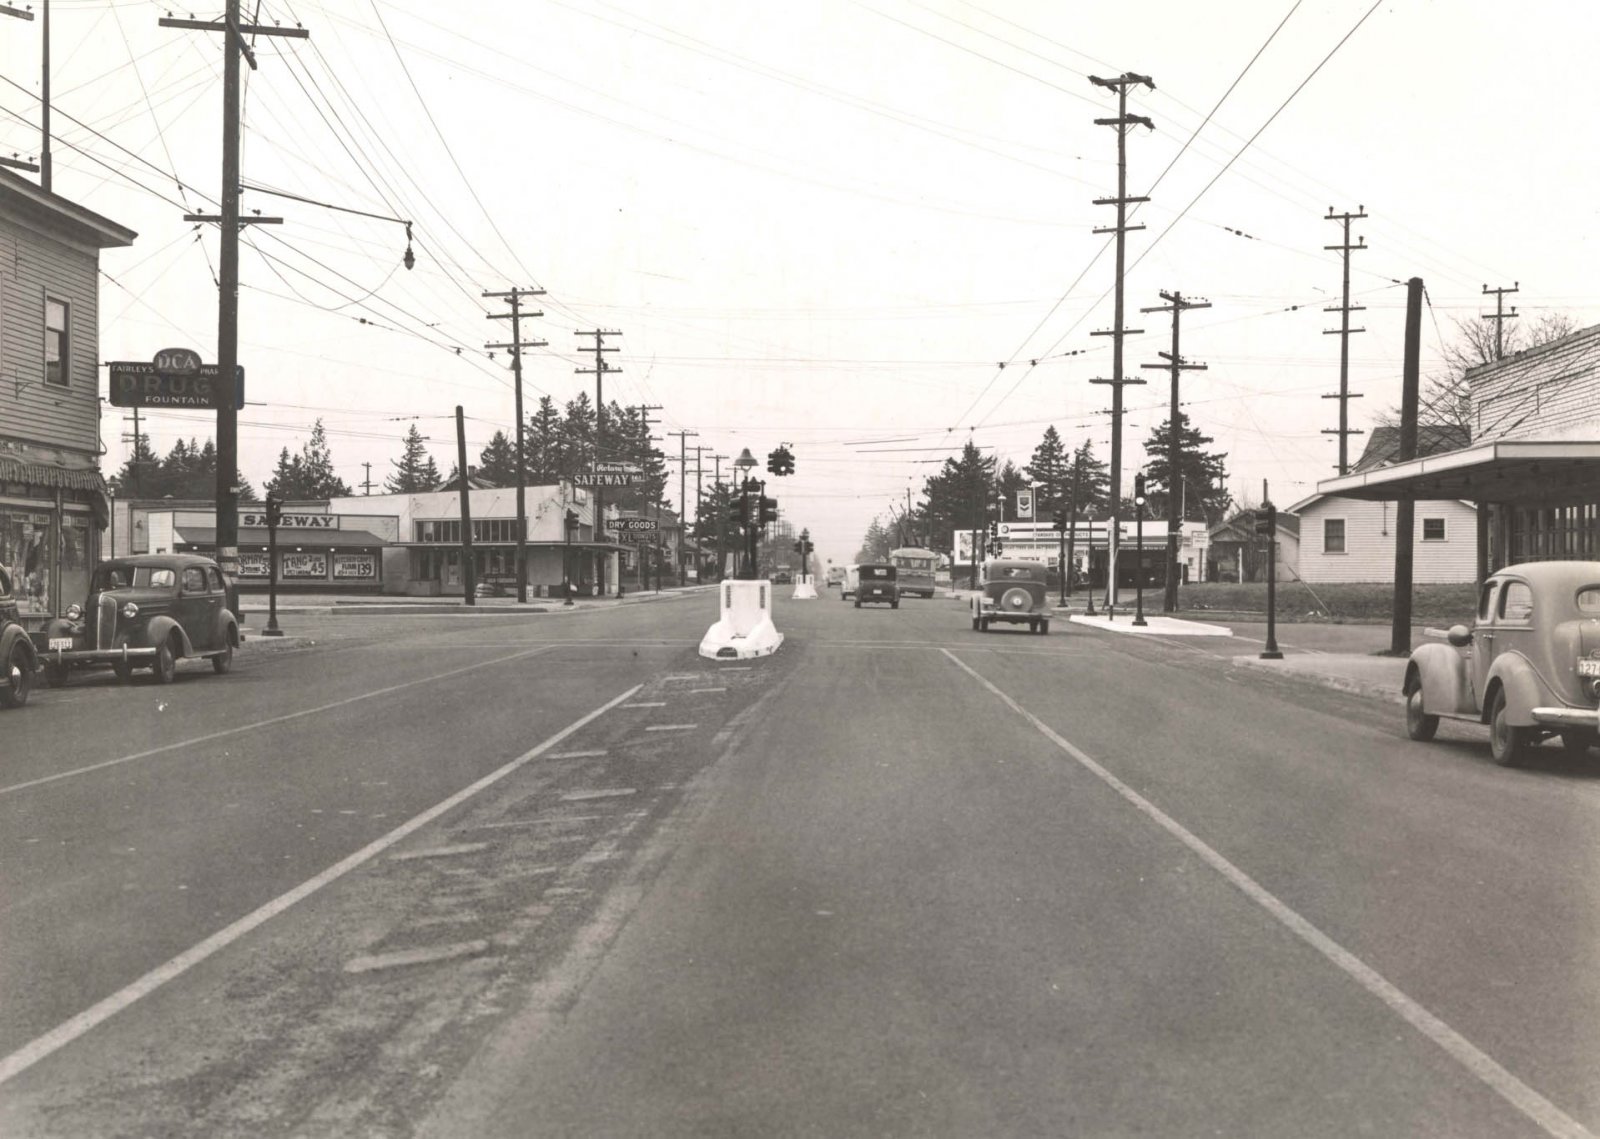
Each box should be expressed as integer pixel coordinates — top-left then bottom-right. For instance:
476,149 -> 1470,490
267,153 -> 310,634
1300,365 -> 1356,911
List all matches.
1296,497 -> 1477,583
1471,323 -> 1600,442
0,214 -> 102,456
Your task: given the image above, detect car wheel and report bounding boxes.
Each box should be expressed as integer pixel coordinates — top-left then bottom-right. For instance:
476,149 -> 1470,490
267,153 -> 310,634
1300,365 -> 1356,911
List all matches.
891,600 -> 899,609
152,637 -> 178,685
1487,689 -> 1529,767
44,662 -> 69,688
978,618 -> 989,633
1,640 -> 33,708
1404,686 -> 1439,741
1559,730 -> 1593,756
1040,621 -> 1049,635
971,615 -> 980,631
112,658 -> 134,684
854,599 -> 861,609
212,634 -> 234,675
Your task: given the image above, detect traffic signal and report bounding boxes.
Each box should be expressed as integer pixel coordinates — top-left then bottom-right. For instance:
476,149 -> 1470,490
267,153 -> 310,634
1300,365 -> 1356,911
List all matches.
1133,473 -> 1147,507
1052,509 -> 1066,533
264,496 -> 283,528
758,496 -> 779,525
564,509 -> 580,531
732,497 -> 749,525
766,445 -> 795,476
793,540 -> 804,555
1255,502 -> 1277,537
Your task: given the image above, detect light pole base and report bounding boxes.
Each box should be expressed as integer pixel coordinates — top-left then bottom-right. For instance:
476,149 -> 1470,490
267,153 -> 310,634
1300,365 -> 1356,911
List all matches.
1259,649 -> 1283,660
262,627 -> 284,637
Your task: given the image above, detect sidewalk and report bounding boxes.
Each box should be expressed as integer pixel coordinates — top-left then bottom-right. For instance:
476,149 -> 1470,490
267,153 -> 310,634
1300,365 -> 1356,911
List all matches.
238,582 -> 718,618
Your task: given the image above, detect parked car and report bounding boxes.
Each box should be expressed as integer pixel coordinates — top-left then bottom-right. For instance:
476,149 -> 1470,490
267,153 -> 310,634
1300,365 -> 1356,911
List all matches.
1,566 -> 37,709
972,559 -> 1053,634
37,554 -> 240,686
1403,560 -> 1600,766
854,562 -> 898,608
826,566 -> 845,589
841,564 -> 860,600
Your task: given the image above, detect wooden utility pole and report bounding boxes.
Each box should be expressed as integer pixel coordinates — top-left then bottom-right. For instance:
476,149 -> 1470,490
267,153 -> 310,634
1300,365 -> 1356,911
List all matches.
162,5 -> 306,593
487,287 -> 547,603
0,0 -> 46,176
1089,71 -> 1154,614
455,405 -> 476,606
120,409 -> 144,497
668,429 -> 697,584
1482,282 -> 1519,361
1140,289 -> 1209,612
1322,207 -> 1368,474
632,404 -> 664,590
576,330 -> 621,594
361,462 -> 373,495
711,453 -> 728,580
1392,277 -> 1424,655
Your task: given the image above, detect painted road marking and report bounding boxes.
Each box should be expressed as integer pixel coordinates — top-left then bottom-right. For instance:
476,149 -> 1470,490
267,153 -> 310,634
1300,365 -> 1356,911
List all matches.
644,724 -> 696,732
941,648 -> 1594,1139
389,842 -> 490,862
344,940 -> 490,974
621,702 -> 667,708
546,750 -> 609,760
0,645 -> 560,799
686,687 -> 726,694
0,683 -> 643,1089
560,789 -> 638,803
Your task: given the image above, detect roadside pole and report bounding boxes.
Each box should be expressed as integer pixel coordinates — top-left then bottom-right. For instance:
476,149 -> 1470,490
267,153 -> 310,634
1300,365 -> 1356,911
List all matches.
455,406 -> 476,606
1260,502 -> 1282,659
263,496 -> 283,636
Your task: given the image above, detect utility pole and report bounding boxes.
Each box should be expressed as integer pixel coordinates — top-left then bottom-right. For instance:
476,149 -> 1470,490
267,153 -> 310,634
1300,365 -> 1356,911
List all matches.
711,453 -> 728,580
1089,71 -> 1153,615
1392,277 -> 1424,655
1140,289 -> 1210,613
1482,282 -> 1519,361
487,287 -> 547,603
120,409 -> 144,497
162,5 -> 306,594
576,330 -> 621,595
361,462 -> 373,495
0,1 -> 45,176
633,404 -> 664,591
455,406 -> 476,606
668,429 -> 697,584
692,445 -> 708,578
1322,206 -> 1368,474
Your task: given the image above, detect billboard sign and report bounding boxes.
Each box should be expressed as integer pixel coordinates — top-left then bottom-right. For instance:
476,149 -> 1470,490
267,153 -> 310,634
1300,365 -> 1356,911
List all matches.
108,356 -> 245,410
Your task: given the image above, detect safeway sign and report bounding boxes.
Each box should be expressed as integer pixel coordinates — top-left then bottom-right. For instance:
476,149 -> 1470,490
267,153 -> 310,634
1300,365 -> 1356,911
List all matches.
578,462 -> 643,487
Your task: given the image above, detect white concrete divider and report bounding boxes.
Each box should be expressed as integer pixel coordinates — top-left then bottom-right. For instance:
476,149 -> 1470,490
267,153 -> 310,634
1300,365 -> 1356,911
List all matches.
791,573 -> 819,600
698,579 -> 784,660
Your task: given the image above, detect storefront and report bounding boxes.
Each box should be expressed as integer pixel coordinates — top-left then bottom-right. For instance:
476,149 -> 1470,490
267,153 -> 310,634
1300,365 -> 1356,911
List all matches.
144,508 -> 395,592
0,455 -> 107,627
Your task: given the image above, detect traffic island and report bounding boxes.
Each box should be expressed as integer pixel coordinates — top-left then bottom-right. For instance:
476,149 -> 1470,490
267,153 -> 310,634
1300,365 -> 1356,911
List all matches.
699,579 -> 784,660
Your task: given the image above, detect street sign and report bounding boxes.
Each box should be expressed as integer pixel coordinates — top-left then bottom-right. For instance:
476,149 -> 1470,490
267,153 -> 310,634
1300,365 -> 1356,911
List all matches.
606,517 -> 659,532
108,359 -> 245,409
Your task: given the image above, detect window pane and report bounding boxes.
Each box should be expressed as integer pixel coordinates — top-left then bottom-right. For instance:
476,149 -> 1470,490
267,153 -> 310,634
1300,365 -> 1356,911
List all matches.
45,298 -> 68,385
1422,518 -> 1446,541
1324,518 -> 1345,553
1500,582 -> 1534,622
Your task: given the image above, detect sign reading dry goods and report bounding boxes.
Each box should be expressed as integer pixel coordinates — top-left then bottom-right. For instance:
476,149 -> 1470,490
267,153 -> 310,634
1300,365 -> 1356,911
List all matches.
107,351 -> 245,410
605,517 -> 659,532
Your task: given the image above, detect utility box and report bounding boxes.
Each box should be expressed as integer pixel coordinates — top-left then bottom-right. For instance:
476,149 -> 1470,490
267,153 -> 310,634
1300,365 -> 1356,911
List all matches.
698,579 -> 784,659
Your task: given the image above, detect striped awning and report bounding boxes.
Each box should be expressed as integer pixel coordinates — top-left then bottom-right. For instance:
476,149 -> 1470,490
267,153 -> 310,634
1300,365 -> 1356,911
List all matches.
0,456 -> 109,493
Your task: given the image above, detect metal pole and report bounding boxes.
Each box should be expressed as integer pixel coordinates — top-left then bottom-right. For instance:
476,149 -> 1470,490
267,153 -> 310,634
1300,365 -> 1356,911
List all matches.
264,505 -> 281,635
1133,496 -> 1146,626
1261,520 -> 1282,659
455,406 -> 476,606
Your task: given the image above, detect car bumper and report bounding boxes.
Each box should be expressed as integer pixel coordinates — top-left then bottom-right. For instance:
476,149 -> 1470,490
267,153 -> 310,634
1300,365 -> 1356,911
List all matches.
37,644 -> 157,665
1531,705 -> 1600,729
978,606 -> 1052,623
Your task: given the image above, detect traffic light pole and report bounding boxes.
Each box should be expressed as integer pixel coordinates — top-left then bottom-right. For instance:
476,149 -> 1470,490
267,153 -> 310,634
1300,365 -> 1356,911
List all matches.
264,498 -> 282,636
1133,492 -> 1147,627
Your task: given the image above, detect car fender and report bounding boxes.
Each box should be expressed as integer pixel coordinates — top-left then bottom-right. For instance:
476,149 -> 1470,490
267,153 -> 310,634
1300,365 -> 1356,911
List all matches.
1484,654 -> 1546,727
1405,643 -> 1475,716
1,624 -> 37,669
215,608 -> 240,649
145,615 -> 195,658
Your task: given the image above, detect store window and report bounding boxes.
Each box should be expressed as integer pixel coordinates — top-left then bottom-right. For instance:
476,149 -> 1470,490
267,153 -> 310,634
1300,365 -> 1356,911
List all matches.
0,507 -> 89,616
45,297 -> 70,386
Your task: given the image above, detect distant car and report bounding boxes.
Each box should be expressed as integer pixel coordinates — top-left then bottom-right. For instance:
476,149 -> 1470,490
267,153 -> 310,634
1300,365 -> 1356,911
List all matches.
1,566 -> 37,709
773,569 -> 792,585
1404,560 -> 1600,765
972,559 -> 1053,634
37,554 -> 240,687
826,567 -> 845,588
841,564 -> 860,600
854,562 -> 898,608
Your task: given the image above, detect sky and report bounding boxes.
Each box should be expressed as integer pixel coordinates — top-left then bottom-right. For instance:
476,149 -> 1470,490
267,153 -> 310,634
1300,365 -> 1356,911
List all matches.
5,0 -> 1599,570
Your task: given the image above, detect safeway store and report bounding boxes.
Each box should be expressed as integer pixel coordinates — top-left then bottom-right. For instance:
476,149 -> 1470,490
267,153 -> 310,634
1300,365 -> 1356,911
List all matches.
143,507 -> 397,592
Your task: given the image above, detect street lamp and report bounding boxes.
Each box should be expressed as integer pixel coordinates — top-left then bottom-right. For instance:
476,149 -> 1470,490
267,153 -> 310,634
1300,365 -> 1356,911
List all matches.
1133,472 -> 1147,627
563,508 -> 579,606
734,448 -> 758,579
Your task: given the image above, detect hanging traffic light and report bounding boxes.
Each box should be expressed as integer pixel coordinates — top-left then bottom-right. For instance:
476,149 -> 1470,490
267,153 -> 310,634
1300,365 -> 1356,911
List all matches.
767,445 -> 795,476
564,509 -> 580,530
264,496 -> 283,528
758,496 -> 779,525
1255,502 -> 1277,537
1134,473 -> 1147,508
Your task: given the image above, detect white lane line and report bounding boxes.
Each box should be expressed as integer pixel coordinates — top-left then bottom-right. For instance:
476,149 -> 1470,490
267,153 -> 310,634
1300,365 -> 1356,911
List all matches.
546,750 -> 609,760
0,646 -> 559,799
0,682 -> 643,1089
621,702 -> 667,708
661,674 -> 699,681
643,724 -> 696,732
686,687 -> 726,694
940,648 -> 1593,1139
344,940 -> 490,974
559,789 -> 637,803
389,843 -> 489,862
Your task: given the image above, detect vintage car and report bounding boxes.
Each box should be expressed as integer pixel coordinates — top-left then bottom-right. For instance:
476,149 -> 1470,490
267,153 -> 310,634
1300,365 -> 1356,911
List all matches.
1404,560 -> 1600,766
37,554 -> 240,686
854,562 -> 898,608
826,566 -> 845,589
972,559 -> 1053,634
1,566 -> 37,709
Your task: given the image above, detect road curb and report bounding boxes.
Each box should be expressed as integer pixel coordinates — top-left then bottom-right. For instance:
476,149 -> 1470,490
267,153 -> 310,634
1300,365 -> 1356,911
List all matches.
1231,655 -> 1405,706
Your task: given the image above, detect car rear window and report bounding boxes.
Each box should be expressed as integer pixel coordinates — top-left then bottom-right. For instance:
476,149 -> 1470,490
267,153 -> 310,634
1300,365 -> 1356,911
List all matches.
1578,587 -> 1600,614
861,566 -> 892,579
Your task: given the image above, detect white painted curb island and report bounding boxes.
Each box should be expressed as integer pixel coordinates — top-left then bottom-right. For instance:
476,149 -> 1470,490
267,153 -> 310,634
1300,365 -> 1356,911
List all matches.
791,574 -> 819,600
699,579 -> 785,659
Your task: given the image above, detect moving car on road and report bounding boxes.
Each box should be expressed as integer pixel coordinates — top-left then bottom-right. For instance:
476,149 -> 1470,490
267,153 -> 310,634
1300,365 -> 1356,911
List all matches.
1,566 -> 36,709
972,559 -> 1053,634
37,554 -> 240,687
841,564 -> 860,600
1404,560 -> 1600,765
854,562 -> 898,608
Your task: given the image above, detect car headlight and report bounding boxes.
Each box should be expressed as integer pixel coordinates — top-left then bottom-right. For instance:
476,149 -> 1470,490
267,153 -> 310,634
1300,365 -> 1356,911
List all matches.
121,602 -> 139,619
66,603 -> 83,621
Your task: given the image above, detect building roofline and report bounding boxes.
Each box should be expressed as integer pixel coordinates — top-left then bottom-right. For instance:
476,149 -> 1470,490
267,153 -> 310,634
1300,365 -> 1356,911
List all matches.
0,168 -> 137,248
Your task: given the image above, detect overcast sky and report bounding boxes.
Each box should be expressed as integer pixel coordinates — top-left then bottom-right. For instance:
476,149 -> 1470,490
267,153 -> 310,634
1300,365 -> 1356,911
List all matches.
5,0 -> 1597,567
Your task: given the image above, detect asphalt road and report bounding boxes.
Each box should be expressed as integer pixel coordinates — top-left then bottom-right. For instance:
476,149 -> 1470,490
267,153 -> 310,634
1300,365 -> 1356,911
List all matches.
2,588 -> 1598,1137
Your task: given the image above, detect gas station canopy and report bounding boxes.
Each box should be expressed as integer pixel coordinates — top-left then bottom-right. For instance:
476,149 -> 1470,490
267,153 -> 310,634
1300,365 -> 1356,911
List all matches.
1315,440 -> 1600,506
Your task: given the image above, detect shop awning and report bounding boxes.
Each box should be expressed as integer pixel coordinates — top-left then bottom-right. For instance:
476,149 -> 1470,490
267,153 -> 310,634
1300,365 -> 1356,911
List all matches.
175,527 -> 390,549
1315,440 -> 1600,506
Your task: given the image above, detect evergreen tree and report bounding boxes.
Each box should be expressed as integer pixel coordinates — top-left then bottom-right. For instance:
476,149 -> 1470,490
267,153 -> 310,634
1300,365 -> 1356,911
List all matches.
296,420 -> 352,498
919,441 -> 998,556
111,432 -> 163,497
265,447 -> 305,500
526,396 -> 564,482
1024,425 -> 1071,515
476,430 -> 519,487
387,424 -> 440,493
559,393 -> 597,481
1140,412 -> 1231,522
996,461 -> 1028,521
1066,441 -> 1110,518
160,439 -> 193,497
855,517 -> 895,563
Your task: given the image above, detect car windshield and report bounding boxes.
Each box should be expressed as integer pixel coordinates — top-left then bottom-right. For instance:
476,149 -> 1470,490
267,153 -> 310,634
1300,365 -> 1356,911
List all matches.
94,566 -> 175,590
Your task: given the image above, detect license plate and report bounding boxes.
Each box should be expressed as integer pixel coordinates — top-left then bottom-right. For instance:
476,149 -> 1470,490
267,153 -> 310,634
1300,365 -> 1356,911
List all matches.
49,637 -> 74,651
1578,659 -> 1600,678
